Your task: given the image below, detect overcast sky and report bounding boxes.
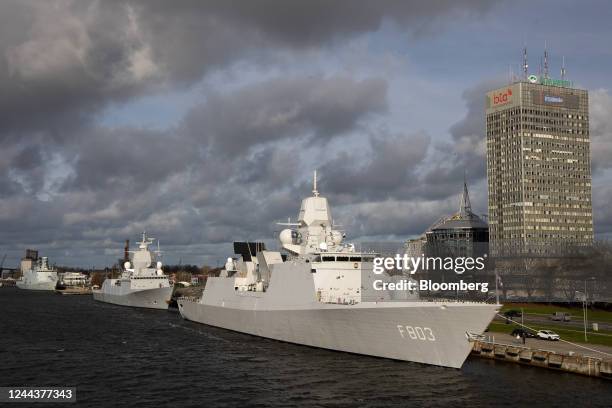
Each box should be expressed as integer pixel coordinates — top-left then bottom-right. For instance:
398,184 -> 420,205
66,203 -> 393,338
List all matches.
1,0 -> 611,268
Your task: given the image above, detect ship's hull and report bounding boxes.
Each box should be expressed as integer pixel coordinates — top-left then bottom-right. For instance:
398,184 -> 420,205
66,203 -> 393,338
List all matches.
178,300 -> 497,368
93,286 -> 172,310
178,259 -> 498,368
16,279 -> 57,291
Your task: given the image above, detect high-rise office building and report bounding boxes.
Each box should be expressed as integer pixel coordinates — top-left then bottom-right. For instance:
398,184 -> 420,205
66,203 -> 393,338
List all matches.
485,75 -> 593,256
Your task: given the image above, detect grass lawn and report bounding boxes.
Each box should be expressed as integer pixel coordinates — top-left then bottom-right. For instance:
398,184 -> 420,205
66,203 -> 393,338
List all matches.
488,321 -> 612,347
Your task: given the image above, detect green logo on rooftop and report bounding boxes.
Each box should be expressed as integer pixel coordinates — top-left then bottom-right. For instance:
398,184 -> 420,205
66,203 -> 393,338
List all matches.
540,77 -> 572,87
526,74 -> 572,88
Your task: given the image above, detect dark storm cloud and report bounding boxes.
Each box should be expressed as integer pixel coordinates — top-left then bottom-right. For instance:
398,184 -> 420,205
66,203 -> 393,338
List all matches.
338,199 -> 458,238
66,127 -> 199,192
416,79 -> 504,202
0,0 -> 505,266
311,79 -> 503,208
0,1 -> 149,139
6,145 -> 47,195
593,185 -> 612,237
1,68 -> 387,222
137,0 -> 494,81
0,72 -> 388,261
0,0 -> 493,149
0,0 -> 494,140
318,131 -> 431,202
235,145 -> 302,186
210,0 -> 491,42
590,89 -> 612,173
449,79 -> 503,148
181,75 -> 387,155
589,89 -> 612,237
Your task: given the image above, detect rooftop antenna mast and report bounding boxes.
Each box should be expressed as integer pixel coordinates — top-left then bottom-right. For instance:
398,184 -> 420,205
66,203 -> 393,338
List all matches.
522,46 -> 528,79
561,56 -> 566,80
544,41 -> 549,79
539,56 -> 543,78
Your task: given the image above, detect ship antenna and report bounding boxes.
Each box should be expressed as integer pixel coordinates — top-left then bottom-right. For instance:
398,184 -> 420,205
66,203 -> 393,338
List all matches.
313,170 -> 319,197
156,239 -> 163,260
544,41 -> 549,79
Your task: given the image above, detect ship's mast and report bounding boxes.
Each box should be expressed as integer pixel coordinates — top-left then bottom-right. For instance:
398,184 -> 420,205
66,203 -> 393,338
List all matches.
138,231 -> 154,250
312,170 -> 319,197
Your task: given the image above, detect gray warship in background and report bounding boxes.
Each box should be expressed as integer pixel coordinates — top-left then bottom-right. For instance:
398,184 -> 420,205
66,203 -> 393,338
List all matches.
179,173 -> 499,368
16,250 -> 58,291
93,233 -> 172,310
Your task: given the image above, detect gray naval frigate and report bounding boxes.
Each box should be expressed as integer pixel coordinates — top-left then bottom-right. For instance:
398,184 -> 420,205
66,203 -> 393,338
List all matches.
16,255 -> 58,291
179,173 -> 499,368
93,233 -> 172,310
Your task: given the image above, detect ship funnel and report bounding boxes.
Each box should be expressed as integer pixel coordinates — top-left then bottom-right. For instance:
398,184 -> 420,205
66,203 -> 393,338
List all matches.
124,239 -> 130,262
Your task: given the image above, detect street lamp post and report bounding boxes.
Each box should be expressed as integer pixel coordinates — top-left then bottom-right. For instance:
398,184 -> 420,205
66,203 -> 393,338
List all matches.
582,277 -> 596,342
583,280 -> 587,342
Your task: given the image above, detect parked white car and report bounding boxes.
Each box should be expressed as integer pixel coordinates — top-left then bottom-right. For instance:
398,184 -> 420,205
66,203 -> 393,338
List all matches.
536,330 -> 560,341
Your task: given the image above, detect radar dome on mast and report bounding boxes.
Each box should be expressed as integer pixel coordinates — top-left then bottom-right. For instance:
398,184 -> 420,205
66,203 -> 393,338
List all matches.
279,229 -> 295,245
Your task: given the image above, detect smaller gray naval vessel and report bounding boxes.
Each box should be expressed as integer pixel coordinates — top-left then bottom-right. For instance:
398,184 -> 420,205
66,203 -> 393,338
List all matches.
93,233 -> 172,310
179,172 -> 499,368
16,252 -> 58,291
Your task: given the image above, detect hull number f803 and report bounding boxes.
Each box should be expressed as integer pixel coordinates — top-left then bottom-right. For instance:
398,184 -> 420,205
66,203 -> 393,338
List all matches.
397,325 -> 435,341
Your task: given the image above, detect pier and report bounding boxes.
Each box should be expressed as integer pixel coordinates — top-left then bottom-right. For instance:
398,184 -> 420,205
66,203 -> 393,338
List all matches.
471,333 -> 612,379
0,279 -> 16,287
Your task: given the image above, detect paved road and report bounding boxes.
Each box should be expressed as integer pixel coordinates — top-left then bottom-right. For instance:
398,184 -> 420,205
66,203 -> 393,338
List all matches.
486,332 -> 612,360
494,314 -> 612,332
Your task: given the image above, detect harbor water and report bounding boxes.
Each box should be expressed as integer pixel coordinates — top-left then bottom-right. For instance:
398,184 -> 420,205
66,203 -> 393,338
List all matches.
1,288 -> 610,407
